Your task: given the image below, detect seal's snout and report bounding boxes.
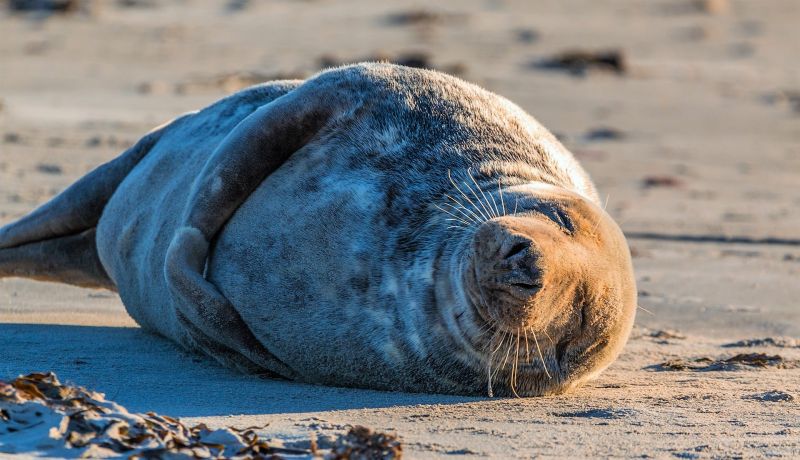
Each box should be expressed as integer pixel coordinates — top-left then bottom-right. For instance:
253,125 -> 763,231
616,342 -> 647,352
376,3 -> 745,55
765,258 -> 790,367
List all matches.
471,219 -> 550,329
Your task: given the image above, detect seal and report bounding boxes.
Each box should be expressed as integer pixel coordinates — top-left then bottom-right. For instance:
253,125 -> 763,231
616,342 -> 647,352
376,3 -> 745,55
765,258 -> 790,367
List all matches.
0,63 -> 636,396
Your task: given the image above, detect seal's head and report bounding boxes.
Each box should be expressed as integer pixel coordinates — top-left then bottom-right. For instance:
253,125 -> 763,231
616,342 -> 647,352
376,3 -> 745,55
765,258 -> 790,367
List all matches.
457,183 -> 636,397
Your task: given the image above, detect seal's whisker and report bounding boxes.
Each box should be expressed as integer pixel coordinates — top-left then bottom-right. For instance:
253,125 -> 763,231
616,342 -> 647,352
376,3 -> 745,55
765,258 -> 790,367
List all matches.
474,304 -> 500,339
465,168 -> 498,219
638,305 -> 655,316
498,331 -> 515,373
469,170 -> 501,218
441,214 -> 472,228
543,329 -> 554,346
486,333 -> 495,398
590,213 -> 603,235
490,330 -> 506,378
523,328 -> 531,363
532,331 -> 552,380
490,330 -> 507,356
443,193 -> 479,219
510,332 -> 521,398
443,219 -> 474,232
462,168 -> 497,217
433,203 -> 471,223
444,220 -> 475,231
498,179 -> 506,216
590,194 -> 611,235
490,331 -> 509,383
440,201 -> 480,228
487,361 -> 493,398
478,288 -> 490,309
441,197 -> 482,225
473,321 -> 496,343
487,186 -> 502,220
476,318 -> 496,337
513,196 -> 519,215
438,202 -> 476,225
448,170 -> 491,222
461,178 -> 495,222
497,331 -> 514,396
487,329 -> 506,398
475,327 -> 495,340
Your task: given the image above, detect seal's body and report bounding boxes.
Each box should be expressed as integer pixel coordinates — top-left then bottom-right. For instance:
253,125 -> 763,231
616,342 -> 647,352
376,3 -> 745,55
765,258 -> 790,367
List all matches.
0,64 -> 636,396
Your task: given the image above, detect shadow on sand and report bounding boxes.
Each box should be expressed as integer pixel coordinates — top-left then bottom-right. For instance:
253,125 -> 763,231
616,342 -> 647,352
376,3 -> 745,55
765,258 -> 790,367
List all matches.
0,323 -> 479,417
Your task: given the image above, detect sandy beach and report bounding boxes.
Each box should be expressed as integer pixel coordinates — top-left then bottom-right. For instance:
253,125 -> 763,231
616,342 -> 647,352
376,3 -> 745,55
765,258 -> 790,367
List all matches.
1,0 -> 798,457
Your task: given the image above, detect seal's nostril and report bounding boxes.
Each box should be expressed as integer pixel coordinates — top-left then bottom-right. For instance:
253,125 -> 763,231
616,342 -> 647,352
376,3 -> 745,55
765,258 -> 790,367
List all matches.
504,242 -> 528,260
511,281 -> 541,290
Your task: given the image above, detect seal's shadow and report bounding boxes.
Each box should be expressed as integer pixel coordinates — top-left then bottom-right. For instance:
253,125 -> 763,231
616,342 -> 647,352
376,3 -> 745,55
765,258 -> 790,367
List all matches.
0,323 -> 479,417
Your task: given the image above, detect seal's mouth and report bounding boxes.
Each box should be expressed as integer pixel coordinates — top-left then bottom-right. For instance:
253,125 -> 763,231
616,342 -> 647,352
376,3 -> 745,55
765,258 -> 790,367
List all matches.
457,255 -> 567,397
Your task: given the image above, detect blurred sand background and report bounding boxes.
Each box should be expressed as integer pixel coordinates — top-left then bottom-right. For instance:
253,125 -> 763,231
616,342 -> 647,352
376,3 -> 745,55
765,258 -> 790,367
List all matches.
0,0 -> 798,457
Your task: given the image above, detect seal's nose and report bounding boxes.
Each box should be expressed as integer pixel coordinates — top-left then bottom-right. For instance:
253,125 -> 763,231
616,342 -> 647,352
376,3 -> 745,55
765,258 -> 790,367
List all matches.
498,238 -> 543,299
471,219 -> 548,327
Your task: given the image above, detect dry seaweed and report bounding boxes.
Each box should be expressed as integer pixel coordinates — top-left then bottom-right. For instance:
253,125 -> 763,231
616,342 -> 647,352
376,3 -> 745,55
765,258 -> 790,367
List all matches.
384,9 -> 466,27
533,49 -> 627,77
329,426 -> 402,460
630,327 -> 686,343
584,127 -> 626,142
0,372 -> 403,459
742,390 -> 795,402
8,0 -> 79,13
646,330 -> 686,340
762,90 -> 800,114
648,353 -> 796,372
722,337 -> 800,349
642,175 -> 683,189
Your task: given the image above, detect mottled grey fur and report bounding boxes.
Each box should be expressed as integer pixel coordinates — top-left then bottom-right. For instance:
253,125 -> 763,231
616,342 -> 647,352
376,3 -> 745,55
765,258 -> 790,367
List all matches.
0,64 -> 636,396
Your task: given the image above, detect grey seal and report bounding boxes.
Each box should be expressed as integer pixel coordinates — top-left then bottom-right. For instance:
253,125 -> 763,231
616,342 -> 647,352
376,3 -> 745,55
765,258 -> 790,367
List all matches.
0,63 -> 636,397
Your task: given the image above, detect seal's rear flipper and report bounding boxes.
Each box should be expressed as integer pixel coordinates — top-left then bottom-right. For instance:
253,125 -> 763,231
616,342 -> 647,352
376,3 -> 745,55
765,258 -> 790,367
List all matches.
0,228 -> 114,289
0,129 -> 164,289
165,74 -> 358,375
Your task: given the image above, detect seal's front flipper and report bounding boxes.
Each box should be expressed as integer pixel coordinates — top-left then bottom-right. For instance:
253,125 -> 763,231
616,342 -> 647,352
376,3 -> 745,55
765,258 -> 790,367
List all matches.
177,308 -> 275,376
165,75 -> 359,376
166,227 -> 285,375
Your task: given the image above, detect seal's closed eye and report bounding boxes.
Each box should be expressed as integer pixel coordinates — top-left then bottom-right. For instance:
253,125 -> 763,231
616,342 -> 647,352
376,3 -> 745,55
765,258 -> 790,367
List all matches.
538,203 -> 574,233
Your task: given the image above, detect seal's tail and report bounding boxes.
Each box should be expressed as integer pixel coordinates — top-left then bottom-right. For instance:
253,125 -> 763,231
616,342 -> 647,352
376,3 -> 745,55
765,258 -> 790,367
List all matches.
0,128 -> 164,289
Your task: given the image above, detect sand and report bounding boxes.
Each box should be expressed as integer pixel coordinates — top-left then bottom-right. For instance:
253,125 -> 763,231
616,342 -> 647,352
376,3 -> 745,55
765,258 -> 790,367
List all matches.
1,0 -> 798,457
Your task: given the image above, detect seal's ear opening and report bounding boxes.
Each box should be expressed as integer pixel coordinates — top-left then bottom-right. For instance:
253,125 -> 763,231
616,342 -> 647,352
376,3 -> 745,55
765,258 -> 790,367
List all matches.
163,76 -> 360,376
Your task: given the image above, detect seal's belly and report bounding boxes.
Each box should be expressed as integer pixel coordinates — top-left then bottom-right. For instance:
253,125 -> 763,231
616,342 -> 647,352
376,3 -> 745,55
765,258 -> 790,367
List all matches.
208,143 -> 424,389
